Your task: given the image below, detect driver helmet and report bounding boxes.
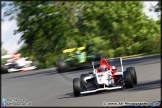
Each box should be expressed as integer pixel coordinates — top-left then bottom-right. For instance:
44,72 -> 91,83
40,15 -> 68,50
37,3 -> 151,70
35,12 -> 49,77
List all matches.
100,64 -> 107,71
12,52 -> 21,60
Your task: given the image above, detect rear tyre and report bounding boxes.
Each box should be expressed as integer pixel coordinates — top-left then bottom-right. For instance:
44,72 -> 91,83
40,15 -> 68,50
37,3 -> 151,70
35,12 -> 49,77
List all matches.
126,67 -> 137,85
94,54 -> 101,61
56,59 -> 68,73
73,78 -> 81,97
123,71 -> 134,88
88,54 -> 101,61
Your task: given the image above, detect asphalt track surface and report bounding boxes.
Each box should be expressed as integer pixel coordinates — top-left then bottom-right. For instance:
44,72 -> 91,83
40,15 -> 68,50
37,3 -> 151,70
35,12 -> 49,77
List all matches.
1,55 -> 161,107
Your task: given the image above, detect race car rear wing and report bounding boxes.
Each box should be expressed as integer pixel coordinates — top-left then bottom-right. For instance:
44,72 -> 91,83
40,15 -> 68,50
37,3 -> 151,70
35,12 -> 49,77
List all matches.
1,55 -> 12,59
107,58 -> 123,72
63,46 -> 86,53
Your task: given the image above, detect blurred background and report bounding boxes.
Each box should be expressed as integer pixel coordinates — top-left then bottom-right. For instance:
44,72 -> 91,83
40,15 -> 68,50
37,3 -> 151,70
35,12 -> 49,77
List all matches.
1,1 -> 161,69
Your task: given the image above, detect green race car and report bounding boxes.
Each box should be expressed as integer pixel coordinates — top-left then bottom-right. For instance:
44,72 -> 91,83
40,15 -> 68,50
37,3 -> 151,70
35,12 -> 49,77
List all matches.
56,46 -> 101,73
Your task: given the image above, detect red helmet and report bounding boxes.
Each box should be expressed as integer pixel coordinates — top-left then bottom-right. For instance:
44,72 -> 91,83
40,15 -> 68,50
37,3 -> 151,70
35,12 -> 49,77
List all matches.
100,57 -> 111,70
100,65 -> 107,71
13,52 -> 18,55
12,52 -> 20,60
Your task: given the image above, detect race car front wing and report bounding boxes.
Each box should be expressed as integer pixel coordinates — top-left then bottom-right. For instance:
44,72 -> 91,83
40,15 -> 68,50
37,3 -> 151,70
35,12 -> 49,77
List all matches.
81,86 -> 123,94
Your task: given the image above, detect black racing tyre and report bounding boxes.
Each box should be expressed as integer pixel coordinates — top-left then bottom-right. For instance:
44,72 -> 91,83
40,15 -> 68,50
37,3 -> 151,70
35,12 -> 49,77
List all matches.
88,54 -> 101,61
73,78 -> 81,97
126,67 -> 137,85
123,71 -> 134,88
93,54 -> 101,61
80,74 -> 89,88
1,66 -> 8,74
56,59 -> 68,73
94,54 -> 101,61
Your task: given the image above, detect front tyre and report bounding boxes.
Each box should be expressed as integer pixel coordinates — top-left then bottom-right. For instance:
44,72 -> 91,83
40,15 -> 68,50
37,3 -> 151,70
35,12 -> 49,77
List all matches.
126,67 -> 137,85
73,78 -> 81,97
1,65 -> 8,74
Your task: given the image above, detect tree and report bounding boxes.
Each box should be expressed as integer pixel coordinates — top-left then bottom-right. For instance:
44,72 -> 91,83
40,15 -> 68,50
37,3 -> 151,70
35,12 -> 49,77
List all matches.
1,42 -> 8,64
2,1 -> 160,68
152,1 -> 161,13
77,1 -> 160,57
149,1 -> 161,20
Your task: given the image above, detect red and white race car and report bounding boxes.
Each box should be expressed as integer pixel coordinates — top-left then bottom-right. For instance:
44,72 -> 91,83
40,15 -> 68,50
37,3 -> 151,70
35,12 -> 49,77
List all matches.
1,53 -> 38,74
73,57 -> 137,96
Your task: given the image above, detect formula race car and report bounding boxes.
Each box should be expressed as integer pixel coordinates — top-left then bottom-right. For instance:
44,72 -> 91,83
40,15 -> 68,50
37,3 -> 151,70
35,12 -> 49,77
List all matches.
1,53 -> 38,74
56,46 -> 101,73
73,57 -> 137,96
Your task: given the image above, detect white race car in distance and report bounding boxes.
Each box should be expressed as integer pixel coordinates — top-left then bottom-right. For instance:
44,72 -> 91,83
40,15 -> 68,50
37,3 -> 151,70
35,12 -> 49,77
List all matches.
1,53 -> 38,74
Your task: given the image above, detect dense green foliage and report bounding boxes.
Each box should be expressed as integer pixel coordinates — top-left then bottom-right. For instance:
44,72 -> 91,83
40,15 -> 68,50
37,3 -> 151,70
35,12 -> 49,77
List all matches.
2,1 -> 161,68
